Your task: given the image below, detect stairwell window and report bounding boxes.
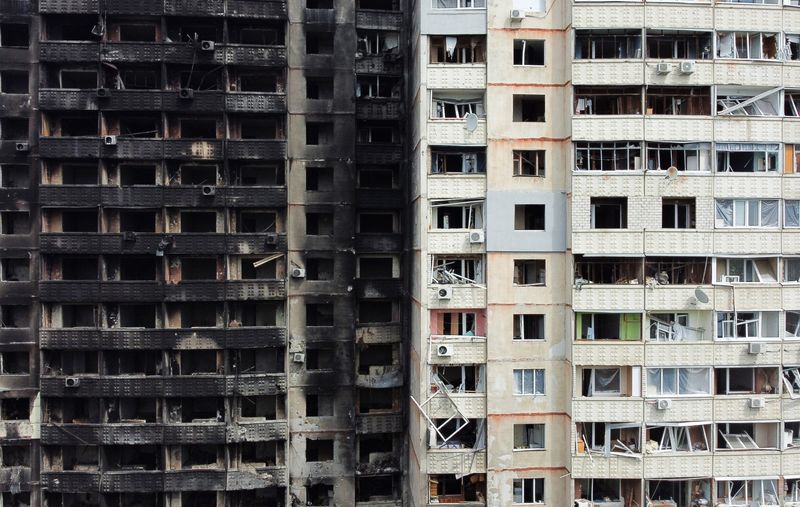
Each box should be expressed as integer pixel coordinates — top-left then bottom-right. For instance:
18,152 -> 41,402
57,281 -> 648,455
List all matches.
513,40 -> 544,66
513,369 -> 545,395
514,424 -> 545,450
513,478 -> 545,504
513,150 -> 545,177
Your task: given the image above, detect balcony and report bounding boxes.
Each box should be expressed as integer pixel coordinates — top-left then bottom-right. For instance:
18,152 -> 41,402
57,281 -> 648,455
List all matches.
41,185 -> 288,208
713,395 -> 781,420
642,453 -> 712,478
356,99 -> 402,121
571,454 -> 642,479
572,230 -> 643,256
428,119 -> 486,146
644,342 -> 714,367
356,413 -> 403,434
356,55 -> 403,75
355,233 -> 402,253
427,64 -> 486,90
355,188 -> 404,209
572,285 -> 644,312
572,61 -> 642,87
712,450 -> 781,477
427,230 -> 485,255
355,9 -> 403,30
572,397 -> 642,421
427,174 -> 485,200
427,449 -> 486,475
39,0 -> 99,13
354,278 -> 403,299
572,341 -> 644,366
426,393 -> 485,419
357,143 -> 403,165
427,285 -> 486,309
355,323 -> 401,344
572,116 -> 643,142
39,232 -> 287,255
428,335 -> 486,365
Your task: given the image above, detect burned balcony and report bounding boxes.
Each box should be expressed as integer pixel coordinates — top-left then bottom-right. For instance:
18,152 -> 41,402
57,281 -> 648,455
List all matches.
429,36 -> 485,64
358,387 -> 400,415
228,116 -> 286,160
574,86 -> 641,115
715,367 -> 778,395
575,313 -> 641,341
645,142 -> 711,172
574,29 -> 642,59
576,479 -> 641,507
356,75 -> 402,120
645,87 -> 710,115
229,21 -> 284,46
575,142 -> 642,171
428,474 -> 486,505
646,30 -> 713,60
356,344 -> 401,388
357,433 -> 401,475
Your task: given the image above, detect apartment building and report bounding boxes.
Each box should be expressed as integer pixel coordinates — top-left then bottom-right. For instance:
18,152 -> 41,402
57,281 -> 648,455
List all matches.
0,0 -> 406,506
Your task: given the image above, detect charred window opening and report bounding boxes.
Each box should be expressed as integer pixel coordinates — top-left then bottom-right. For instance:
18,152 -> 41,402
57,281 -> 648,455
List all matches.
233,70 -> 279,93
118,23 -> 157,42
169,397 -> 224,423
0,118 -> 27,140
47,16 -> 97,41
308,0 -> 334,7
514,204 -> 545,230
237,211 -> 276,233
61,210 -> 96,232
62,163 -> 97,184
179,118 -> 217,139
57,115 -> 97,137
430,36 -> 486,63
306,348 -> 334,370
0,212 -> 30,235
358,301 -> 394,323
104,351 -> 160,375
306,31 -> 334,55
513,259 -> 546,285
232,164 -> 283,186
105,445 -> 160,470
306,439 -> 334,462
237,117 -> 281,140
179,350 -> 218,374
575,86 -> 642,115
120,164 -> 156,186
357,0 -> 397,8
357,475 -> 399,502
181,492 -> 215,507
119,304 -> 156,328
359,212 -> 396,233
104,398 -> 157,423
58,304 -> 95,328
358,434 -> 394,464
116,256 -> 158,280
358,124 -> 396,144
357,30 -> 401,56
513,95 -> 545,122
176,302 -> 218,328
306,258 -> 333,280
2,492 -> 30,507
47,397 -> 100,423
166,20 -> 220,44
180,257 -> 218,280
1,398 -> 30,421
231,24 -> 283,45
232,349 -> 282,374
513,39 -> 545,65
0,71 -> 28,94
59,256 -> 98,280
240,395 -> 281,419
359,388 -> 397,413
591,198 -> 628,229
174,66 -> 222,91
574,256 -> 643,284
0,24 -> 28,48
57,69 -> 97,89
358,257 -> 393,279
359,166 -> 396,188
662,198 -> 696,229
111,66 -> 160,90
306,76 -> 334,100
307,484 -> 334,507
1,445 -> 29,466
180,211 -> 216,233
358,344 -> 394,374
229,302 -> 283,327
120,210 -> 156,233
44,351 -> 97,375
0,351 -> 28,374
306,393 -> 334,417
240,255 -> 278,280
306,212 -> 333,235
1,165 -> 28,188
0,305 -> 28,329
240,441 -> 279,466
306,166 -> 333,191
119,116 -> 161,138
181,445 -> 218,469
307,303 -> 334,327
356,75 -> 401,99
306,122 -> 333,145
1,258 -> 29,281
179,164 -> 217,185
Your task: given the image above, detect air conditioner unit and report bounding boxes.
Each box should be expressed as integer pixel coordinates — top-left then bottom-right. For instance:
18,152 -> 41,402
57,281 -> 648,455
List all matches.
469,230 -> 485,244
179,88 -> 194,100
437,286 -> 452,300
750,397 -> 766,409
510,9 -> 526,20
265,233 -> 277,245
656,62 -> 672,74
656,398 -> 672,410
723,275 -> 740,283
200,40 -> 215,51
104,135 -> 117,146
291,268 -> 306,279
749,342 -> 763,354
96,87 -> 110,98
680,61 -> 696,74
201,185 -> 216,196
14,142 -> 28,152
292,352 -> 305,363
64,377 -> 81,388
437,344 -> 453,357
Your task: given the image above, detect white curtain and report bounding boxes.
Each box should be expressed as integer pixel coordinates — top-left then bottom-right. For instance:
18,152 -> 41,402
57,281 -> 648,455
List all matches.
679,368 -> 710,394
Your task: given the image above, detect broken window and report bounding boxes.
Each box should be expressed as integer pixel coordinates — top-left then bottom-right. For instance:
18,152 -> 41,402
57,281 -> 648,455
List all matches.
717,480 -> 779,507
716,257 -> 777,283
574,256 -> 643,284
358,257 -> 394,279
662,198 -> 696,229
717,88 -> 780,117
717,31 -> 778,59
111,66 -> 160,90
357,29 -> 400,56
513,95 -> 545,122
0,24 -> 28,48
359,166 -> 397,187
514,424 -> 545,450
513,314 -> 544,341
514,204 -> 545,230
646,87 -> 710,115
428,474 -> 486,503
356,75 -> 401,98
0,351 -> 28,374
646,30 -> 713,59
0,212 -> 30,235
307,303 -> 334,326
429,36 -> 486,63
715,367 -> 777,395
647,367 -> 711,396
359,301 -> 395,323
576,142 -> 642,171
591,197 -> 627,229
306,439 -> 334,462
645,142 -> 710,172
577,422 -> 641,456
0,71 -> 27,94
576,313 -> 641,341
0,165 -> 27,188
432,365 -> 484,393
513,150 -> 545,177
431,255 -> 484,284
306,212 -> 333,235
644,257 -> 711,285
432,200 -> 483,229
433,0 -> 486,8
574,86 -> 641,115
513,260 -> 546,285
646,424 -> 710,454
306,30 -> 334,54
432,92 -> 484,119
306,76 -> 333,100
574,29 -> 642,59
1,398 -> 29,421
58,68 -> 97,89
358,124 -> 396,143
513,39 -> 545,66
715,199 -> 779,227
716,311 -> 779,340
434,311 -> 479,336
513,478 -> 544,504
306,122 -> 333,145
717,422 -> 780,450
513,369 -> 545,395
359,212 -> 397,233
231,164 -> 283,186
0,118 -> 26,140
306,393 -> 334,417
430,147 -> 486,174
716,143 -> 778,172
306,166 -> 333,191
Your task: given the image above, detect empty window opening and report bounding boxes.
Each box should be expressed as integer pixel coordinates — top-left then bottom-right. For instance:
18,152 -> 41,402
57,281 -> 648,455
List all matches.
357,29 -> 400,57
179,350 -> 218,375
0,118 -> 27,139
179,257 -> 217,281
306,348 -> 335,366
241,441 -> 279,467
233,349 -> 283,375
0,351 -> 28,374
306,31 -> 334,54
119,210 -> 156,233
430,35 -> 485,63
662,198 -> 696,229
514,424 -> 545,450
435,311 -> 478,336
357,0 -> 396,8
646,142 -> 711,172
57,304 -> 95,328
59,256 -> 97,280
165,20 -> 218,44
575,256 -> 645,284
229,301 -> 283,327
119,116 -> 161,138
307,484 -> 334,507
106,445 -> 160,470
575,29 -> 642,59
308,0 -> 334,7
0,212 -> 30,235
357,75 -> 401,98
513,314 -> 544,340
58,115 -> 97,137
240,255 -> 278,280
514,39 -> 544,65
307,303 -> 334,326
177,302 -> 218,328
306,393 -> 334,417
119,305 -> 156,328
232,164 -> 283,186
236,72 -> 278,92
514,204 -> 545,230
359,301 -> 394,323
513,150 -> 545,177
513,95 -> 545,122
306,166 -> 333,191
359,257 -> 393,279
646,30 -> 713,59
646,87 -> 710,115
306,76 -> 334,100
54,210 -> 95,233
62,163 -> 97,184
432,201 -> 484,229
358,434 -> 394,466
358,166 -> 396,188
306,258 -> 334,280
1,398 -> 29,421
238,118 -> 280,140
429,474 -> 486,503
514,260 -> 546,285
431,148 -> 486,174
0,71 -> 28,94
59,69 -> 97,89
431,255 -> 484,284
2,445 -> 29,467
306,439 -> 334,462
306,212 -> 333,235
0,258 -> 28,281
172,397 -> 224,423
111,67 -> 160,90
306,122 -> 334,145
1,165 -> 27,188
591,198 -> 627,229
113,257 -> 156,281
180,164 -> 217,185
119,24 -> 156,42
432,93 -> 484,119
716,422 -> 779,450
359,388 -> 396,413
360,213 -> 395,233
715,367 -> 777,395
180,211 -> 216,233
181,445 -> 217,469
234,26 -> 281,46
181,492 -> 216,507
716,144 -> 778,172
0,24 -> 28,48
104,350 -> 159,375
358,344 -> 394,374
433,365 -> 481,393
179,119 -> 216,139
119,164 -> 156,186
575,86 -> 641,115
241,395 -> 281,419
358,124 -> 396,144
43,350 -> 97,375
177,66 -> 222,91
238,211 -> 276,233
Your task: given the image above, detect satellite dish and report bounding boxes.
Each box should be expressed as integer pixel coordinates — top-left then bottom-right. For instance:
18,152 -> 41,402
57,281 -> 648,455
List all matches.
665,166 -> 679,181
694,287 -> 709,304
464,113 -> 479,132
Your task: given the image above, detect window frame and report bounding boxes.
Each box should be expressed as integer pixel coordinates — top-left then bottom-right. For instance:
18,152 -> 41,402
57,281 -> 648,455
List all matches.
513,477 -> 545,504
513,368 -> 545,395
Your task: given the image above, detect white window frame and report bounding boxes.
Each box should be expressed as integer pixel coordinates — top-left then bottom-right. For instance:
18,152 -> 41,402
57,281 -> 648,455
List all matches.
717,479 -> 779,506
715,199 -> 780,228
513,314 -> 545,341
585,367 -> 622,396
717,31 -> 780,60
513,423 -> 545,451
513,477 -> 545,504
646,367 -> 712,396
513,368 -> 545,395
716,311 -> 772,340
431,93 -> 485,119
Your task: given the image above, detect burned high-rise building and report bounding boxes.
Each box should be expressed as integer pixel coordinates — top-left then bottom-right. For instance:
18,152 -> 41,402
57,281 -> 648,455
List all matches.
0,0 -> 406,505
